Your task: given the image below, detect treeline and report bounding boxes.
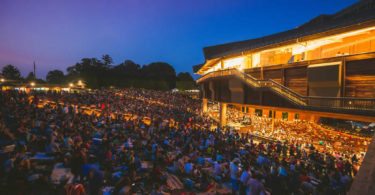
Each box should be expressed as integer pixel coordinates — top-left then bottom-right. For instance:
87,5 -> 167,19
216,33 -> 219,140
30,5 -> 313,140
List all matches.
1,54 -> 196,90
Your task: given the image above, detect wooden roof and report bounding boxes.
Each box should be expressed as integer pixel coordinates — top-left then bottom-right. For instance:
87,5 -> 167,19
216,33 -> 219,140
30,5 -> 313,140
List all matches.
194,0 -> 375,73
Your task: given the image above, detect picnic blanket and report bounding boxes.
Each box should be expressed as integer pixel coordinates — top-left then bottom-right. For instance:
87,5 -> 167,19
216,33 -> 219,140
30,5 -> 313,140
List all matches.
0,144 -> 15,153
165,172 -> 184,191
51,163 -> 74,184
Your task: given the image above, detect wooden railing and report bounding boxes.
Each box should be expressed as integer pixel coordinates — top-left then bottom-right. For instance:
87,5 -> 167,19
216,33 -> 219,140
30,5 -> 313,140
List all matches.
197,68 -> 375,111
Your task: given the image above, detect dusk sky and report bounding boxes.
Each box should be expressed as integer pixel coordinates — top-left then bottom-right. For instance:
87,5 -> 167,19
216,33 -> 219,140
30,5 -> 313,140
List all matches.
0,0 -> 357,79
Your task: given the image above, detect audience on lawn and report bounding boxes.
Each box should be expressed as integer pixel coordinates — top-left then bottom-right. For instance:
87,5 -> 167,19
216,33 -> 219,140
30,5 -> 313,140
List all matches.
0,89 -> 365,194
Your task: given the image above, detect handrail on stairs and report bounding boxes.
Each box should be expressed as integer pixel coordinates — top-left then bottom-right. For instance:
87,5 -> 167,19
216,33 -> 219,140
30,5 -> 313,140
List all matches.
197,68 -> 375,111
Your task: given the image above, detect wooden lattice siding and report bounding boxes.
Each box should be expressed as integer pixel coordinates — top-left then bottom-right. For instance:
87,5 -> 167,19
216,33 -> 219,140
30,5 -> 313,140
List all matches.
245,69 -> 261,79
264,69 -> 282,84
345,58 -> 375,98
285,67 -> 308,96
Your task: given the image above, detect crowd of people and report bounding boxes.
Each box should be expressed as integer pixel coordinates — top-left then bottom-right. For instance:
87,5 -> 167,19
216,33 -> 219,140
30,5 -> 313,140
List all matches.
248,116 -> 369,156
208,103 -> 370,158
0,89 -> 369,194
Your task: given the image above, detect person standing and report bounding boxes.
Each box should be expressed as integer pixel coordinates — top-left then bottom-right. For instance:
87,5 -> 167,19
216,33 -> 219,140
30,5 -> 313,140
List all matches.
247,172 -> 266,195
230,158 -> 241,194
239,164 -> 251,194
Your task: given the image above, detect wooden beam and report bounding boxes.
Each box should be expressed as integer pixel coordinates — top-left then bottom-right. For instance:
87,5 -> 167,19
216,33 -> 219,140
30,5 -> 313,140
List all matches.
225,102 -> 375,122
342,58 -> 346,97
243,52 -> 375,73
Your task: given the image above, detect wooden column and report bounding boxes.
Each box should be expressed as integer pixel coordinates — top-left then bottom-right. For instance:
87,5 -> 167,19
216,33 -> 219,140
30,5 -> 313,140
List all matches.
341,58 -> 346,97
271,110 -> 276,133
288,112 -> 295,121
202,98 -> 208,113
271,114 -> 275,133
275,111 -> 282,119
248,107 -> 255,116
309,115 -> 320,123
263,109 -> 269,118
219,102 -> 227,127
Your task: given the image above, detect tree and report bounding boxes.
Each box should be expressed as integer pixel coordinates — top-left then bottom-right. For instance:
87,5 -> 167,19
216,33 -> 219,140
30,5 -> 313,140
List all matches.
102,54 -> 113,66
113,60 -> 140,77
26,72 -> 35,81
177,72 -> 194,82
141,62 -> 176,89
122,60 -> 140,73
64,56 -> 181,90
110,60 -> 141,87
66,57 -> 110,88
176,72 -> 196,90
46,70 -> 65,84
1,64 -> 21,80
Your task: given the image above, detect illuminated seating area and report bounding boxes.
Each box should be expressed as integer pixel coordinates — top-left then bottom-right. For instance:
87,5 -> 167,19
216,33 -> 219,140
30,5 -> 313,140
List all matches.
195,1 -> 375,127
194,2 -> 375,193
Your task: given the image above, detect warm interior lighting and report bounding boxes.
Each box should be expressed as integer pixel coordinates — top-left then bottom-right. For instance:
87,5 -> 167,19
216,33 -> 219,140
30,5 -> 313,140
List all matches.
30,82 -> 35,87
198,26 -> 375,75
292,39 -> 337,55
0,78 -> 4,82
201,57 -> 246,74
252,53 -> 260,67
223,56 -> 245,69
204,62 -> 222,74
263,26 -> 375,54
69,83 -> 74,87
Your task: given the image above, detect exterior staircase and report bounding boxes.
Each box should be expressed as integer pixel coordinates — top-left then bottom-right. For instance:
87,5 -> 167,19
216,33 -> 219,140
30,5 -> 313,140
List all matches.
197,68 -> 375,113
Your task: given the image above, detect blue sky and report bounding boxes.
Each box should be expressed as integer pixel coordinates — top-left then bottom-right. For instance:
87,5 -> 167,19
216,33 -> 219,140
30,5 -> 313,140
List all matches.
0,0 -> 357,78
